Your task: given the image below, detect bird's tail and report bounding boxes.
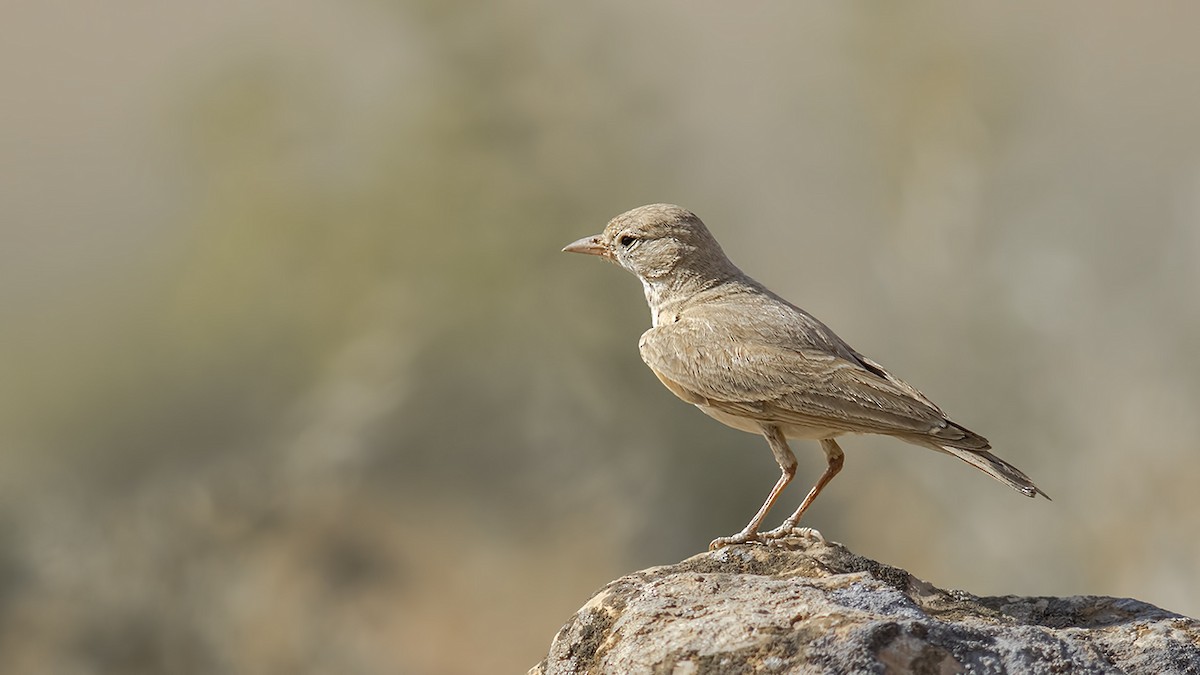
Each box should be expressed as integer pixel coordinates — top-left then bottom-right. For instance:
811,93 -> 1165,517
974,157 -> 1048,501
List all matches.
930,443 -> 1050,500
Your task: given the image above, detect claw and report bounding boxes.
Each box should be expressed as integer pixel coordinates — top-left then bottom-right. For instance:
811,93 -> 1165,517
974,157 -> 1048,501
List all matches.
758,523 -> 795,541
708,529 -> 763,550
760,524 -> 825,544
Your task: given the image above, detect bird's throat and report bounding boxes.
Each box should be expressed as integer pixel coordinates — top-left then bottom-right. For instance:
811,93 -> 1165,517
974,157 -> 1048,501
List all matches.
641,272 -> 734,327
641,279 -> 669,327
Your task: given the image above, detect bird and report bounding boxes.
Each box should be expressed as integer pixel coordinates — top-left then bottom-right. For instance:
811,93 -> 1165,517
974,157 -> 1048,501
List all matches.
563,203 -> 1048,550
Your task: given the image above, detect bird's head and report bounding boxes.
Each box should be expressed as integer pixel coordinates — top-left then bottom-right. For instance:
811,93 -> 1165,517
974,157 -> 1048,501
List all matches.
562,204 -> 733,283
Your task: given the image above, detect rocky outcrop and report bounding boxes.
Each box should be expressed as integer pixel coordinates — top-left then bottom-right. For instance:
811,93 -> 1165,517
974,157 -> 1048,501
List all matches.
531,531 -> 1200,674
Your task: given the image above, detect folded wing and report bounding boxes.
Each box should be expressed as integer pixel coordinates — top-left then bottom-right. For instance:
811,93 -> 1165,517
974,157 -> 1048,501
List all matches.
639,318 -> 988,449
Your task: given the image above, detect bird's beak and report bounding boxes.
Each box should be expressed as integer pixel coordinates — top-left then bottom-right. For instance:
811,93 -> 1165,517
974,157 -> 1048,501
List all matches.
562,234 -> 612,259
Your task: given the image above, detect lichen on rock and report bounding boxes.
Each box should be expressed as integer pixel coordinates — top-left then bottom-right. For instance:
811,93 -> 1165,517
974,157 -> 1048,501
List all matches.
531,532 -> 1200,674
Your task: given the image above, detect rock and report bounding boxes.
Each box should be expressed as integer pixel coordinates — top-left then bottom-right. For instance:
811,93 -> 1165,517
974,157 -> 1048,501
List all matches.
530,531 -> 1200,675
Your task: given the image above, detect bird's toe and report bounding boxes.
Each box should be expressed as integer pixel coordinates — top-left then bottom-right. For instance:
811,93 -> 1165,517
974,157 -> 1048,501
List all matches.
708,530 -> 763,551
760,524 -> 825,545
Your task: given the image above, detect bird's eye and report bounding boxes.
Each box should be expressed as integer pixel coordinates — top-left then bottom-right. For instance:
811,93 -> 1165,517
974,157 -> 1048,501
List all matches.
619,234 -> 638,248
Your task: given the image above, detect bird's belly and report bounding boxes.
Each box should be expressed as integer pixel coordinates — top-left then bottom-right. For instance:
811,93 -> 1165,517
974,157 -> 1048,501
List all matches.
696,404 -> 844,440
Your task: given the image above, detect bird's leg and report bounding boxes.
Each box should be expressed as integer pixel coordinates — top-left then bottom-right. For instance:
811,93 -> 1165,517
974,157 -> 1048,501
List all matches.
761,438 -> 844,541
709,425 -> 796,550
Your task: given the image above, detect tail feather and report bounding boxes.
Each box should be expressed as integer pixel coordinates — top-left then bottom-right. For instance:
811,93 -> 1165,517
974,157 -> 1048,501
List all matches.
931,443 -> 1050,500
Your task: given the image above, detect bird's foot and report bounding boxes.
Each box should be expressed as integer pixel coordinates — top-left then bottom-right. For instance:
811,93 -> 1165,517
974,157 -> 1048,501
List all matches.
708,529 -> 763,551
759,523 -> 825,545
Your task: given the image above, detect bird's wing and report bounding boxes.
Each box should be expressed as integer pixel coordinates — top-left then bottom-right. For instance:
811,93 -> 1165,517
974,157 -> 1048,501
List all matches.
639,319 -> 986,446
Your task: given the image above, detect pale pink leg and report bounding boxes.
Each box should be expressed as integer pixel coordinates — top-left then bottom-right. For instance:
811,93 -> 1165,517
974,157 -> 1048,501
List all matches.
761,438 -> 844,540
709,425 -> 796,550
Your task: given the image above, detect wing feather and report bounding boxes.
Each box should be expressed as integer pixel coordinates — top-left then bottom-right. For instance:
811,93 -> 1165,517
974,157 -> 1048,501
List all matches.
639,318 -> 987,447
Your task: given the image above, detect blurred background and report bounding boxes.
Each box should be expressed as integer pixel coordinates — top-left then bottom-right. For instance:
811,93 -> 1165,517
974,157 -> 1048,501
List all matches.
3,1 -> 1200,673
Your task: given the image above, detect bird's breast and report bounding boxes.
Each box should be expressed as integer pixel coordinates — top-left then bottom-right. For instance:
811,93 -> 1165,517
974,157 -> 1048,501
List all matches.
647,364 -> 707,405
696,404 -> 845,440
694,404 -> 763,434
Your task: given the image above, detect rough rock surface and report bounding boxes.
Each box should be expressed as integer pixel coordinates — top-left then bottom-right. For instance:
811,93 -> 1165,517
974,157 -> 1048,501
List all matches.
531,531 -> 1200,674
